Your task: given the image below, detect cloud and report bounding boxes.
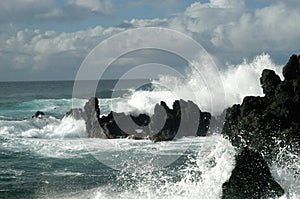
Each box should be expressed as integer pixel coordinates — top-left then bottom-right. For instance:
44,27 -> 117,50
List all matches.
212,1 -> 300,52
188,0 -> 245,9
165,0 -> 300,64
38,0 -> 114,21
167,1 -> 245,40
69,0 -> 113,14
126,0 -> 182,9
1,0 -> 300,81
118,18 -> 169,28
0,0 -> 54,24
0,25 -> 128,81
0,0 -> 114,24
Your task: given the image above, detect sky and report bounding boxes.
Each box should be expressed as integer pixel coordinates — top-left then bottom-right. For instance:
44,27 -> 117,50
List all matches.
0,0 -> 299,81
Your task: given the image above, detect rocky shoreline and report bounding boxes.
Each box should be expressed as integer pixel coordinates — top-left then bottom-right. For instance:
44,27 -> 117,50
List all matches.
34,54 -> 299,198
222,55 -> 300,161
221,54 -> 299,198
82,97 -> 211,141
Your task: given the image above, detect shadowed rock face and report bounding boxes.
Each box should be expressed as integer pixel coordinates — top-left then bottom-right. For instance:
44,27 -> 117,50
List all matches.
222,148 -> 284,199
222,54 -> 300,160
84,97 -> 107,138
149,100 -> 211,142
260,69 -> 281,97
83,97 -> 211,141
99,112 -> 132,139
283,54 -> 300,80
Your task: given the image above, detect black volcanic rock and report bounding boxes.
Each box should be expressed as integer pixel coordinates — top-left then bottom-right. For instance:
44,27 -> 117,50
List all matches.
82,97 -> 211,141
149,101 -> 180,142
150,99 -> 211,142
282,54 -> 300,80
65,108 -> 85,120
98,112 -> 130,139
84,97 -> 107,138
32,111 -> 45,118
130,114 -> 150,126
222,54 -> 300,160
260,69 -> 281,97
83,97 -> 149,139
222,148 -> 284,199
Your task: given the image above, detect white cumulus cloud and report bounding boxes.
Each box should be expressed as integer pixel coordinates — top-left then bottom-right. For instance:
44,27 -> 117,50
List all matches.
0,0 -> 300,81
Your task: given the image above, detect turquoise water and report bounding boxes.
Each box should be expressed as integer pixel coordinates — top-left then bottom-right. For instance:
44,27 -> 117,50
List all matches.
0,81 -> 298,199
0,80 -> 142,120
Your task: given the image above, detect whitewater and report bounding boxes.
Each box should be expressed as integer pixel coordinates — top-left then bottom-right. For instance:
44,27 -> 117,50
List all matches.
0,54 -> 299,198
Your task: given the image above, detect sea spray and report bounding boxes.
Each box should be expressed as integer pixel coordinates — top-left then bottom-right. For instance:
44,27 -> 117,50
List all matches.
1,54 -> 299,199
272,146 -> 300,199
112,53 -> 282,116
59,136 -> 236,199
0,117 -> 86,139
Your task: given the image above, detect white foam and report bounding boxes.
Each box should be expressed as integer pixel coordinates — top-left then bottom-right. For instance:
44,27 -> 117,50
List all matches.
113,53 -> 282,115
49,135 -> 236,199
0,115 -> 13,120
22,118 -> 86,139
221,53 -> 282,109
0,116 -> 86,139
272,147 -> 300,199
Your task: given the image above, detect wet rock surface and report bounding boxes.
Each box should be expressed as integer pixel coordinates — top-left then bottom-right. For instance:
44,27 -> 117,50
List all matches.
84,97 -> 107,138
222,54 -> 300,160
83,97 -> 211,141
222,147 -> 284,199
221,54 -> 300,198
149,100 -> 211,142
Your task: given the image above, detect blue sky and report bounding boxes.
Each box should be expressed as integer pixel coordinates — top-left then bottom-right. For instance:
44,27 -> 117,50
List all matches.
0,0 -> 299,81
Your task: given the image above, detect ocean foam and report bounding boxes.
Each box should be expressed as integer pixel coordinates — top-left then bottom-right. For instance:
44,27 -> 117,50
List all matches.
272,147 -> 300,199
113,53 -> 282,115
48,135 -> 236,199
0,116 -> 86,139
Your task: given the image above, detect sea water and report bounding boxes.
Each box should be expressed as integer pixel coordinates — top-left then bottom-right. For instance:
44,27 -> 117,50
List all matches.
0,54 -> 299,198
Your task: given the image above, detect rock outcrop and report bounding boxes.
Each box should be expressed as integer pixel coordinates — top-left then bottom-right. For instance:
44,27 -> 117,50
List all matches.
84,97 -> 107,138
32,111 -> 45,118
222,54 -> 300,160
83,97 -> 211,141
222,147 -> 284,199
98,112 -> 133,139
149,100 -> 211,142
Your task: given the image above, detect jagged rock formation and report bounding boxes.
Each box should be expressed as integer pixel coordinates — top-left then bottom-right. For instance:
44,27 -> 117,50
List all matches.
84,97 -> 107,138
149,100 -> 211,142
83,97 -> 211,141
222,147 -> 284,199
98,111 -> 138,139
222,54 -> 300,159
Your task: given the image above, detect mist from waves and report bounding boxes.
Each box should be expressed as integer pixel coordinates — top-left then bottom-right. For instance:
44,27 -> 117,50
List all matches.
15,133 -> 295,199
112,53 -> 283,116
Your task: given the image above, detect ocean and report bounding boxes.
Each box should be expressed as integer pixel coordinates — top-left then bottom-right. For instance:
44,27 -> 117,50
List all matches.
0,75 -> 299,198
0,80 -> 232,198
